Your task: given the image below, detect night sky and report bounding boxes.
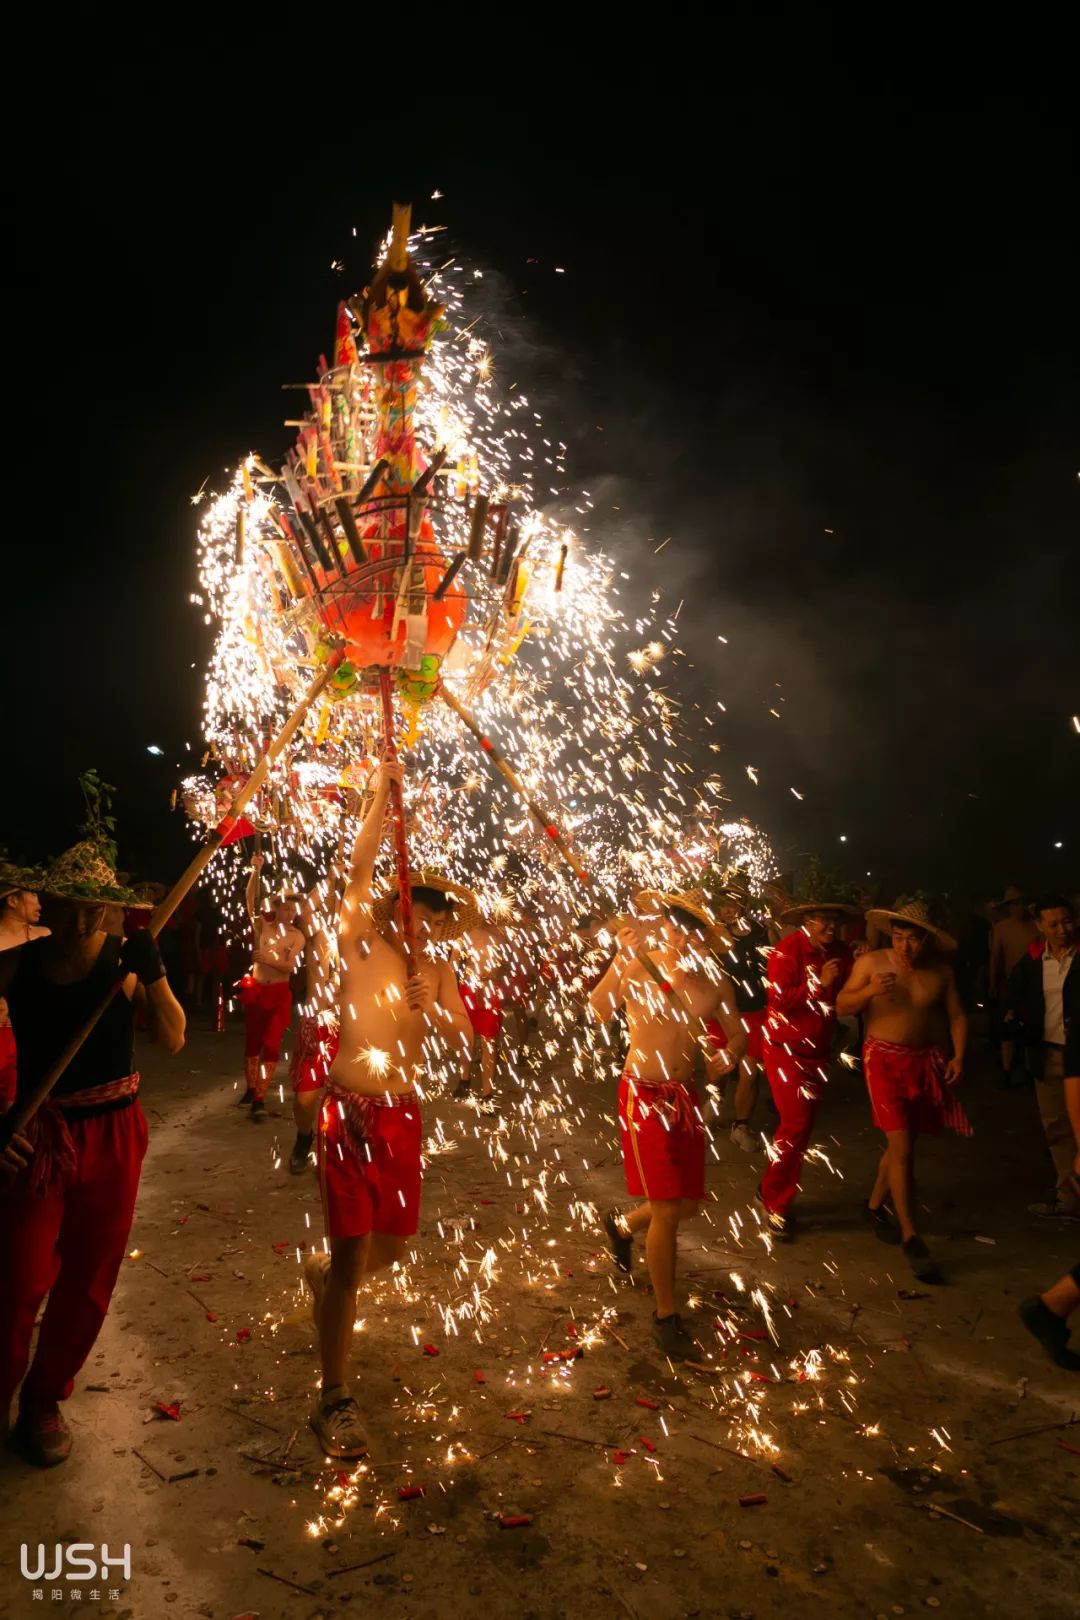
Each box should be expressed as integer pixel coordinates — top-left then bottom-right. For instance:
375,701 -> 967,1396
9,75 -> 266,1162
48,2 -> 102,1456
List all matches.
3,73 -> 1077,903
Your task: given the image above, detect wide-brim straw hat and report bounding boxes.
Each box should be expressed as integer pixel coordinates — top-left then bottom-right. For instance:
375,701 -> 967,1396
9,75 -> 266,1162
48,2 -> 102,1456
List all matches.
991,884 -> 1028,914
779,898 -> 861,925
370,868 -> 482,943
40,841 -> 144,907
866,899 -> 957,952
634,887 -> 731,951
0,861 -> 45,903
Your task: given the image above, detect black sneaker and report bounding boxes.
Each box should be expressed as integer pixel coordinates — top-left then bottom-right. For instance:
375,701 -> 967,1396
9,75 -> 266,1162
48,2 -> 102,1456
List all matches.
604,1209 -> 633,1272
237,1088 -> 255,1106
289,1131 -> 314,1174
756,1184 -> 794,1242
1018,1297 -> 1080,1370
902,1235 -> 943,1283
652,1311 -> 700,1361
250,1099 -> 268,1123
863,1201 -> 902,1245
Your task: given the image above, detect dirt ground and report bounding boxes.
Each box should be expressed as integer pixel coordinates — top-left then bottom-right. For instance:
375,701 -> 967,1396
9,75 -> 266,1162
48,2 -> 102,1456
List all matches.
1,1016 -> 1078,1620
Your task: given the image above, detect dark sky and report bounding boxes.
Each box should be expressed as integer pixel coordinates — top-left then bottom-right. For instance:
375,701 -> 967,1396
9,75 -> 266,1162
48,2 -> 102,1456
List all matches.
2,66 -> 1077,902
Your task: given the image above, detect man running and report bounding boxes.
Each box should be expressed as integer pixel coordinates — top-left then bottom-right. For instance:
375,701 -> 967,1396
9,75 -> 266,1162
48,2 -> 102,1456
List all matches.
837,898 -> 969,1280
237,853 -> 305,1121
757,895 -> 857,1240
304,757 -> 476,1457
589,888 -> 744,1361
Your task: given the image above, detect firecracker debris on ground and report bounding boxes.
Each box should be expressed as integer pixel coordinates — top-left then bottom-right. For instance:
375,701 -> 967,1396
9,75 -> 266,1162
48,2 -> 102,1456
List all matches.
1,1023 -> 1078,1620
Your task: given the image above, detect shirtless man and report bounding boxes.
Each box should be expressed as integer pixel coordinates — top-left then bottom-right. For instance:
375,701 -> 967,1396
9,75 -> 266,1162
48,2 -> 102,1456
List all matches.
837,899 -> 969,1281
304,757 -> 474,1457
589,889 -> 744,1361
989,885 -> 1036,1081
238,854 -> 305,1121
286,848 -> 353,1173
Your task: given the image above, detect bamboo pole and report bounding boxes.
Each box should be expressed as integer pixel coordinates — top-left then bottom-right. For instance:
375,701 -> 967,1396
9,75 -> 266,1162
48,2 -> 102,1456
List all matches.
377,670 -> 417,978
1,647 -> 347,1142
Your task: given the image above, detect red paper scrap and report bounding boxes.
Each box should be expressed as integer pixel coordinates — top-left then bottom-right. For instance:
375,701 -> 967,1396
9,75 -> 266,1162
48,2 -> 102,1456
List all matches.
398,1485 -> 426,1501
506,1411 -> 531,1424
740,1329 -> 767,1341
771,1464 -> 793,1482
739,1494 -> 768,1507
567,1322 -> 577,1337
593,1386 -> 612,1400
1057,1439 -> 1080,1457
543,1348 -> 583,1363
271,1241 -> 291,1254
639,1436 -> 656,1453
205,1312 -> 217,1323
499,1514 -> 533,1528
473,1370 -> 487,1384
236,1328 -> 251,1343
635,1396 -> 659,1410
746,1371 -> 772,1383
422,1343 -> 439,1357
191,1272 -> 211,1282
154,1401 -> 182,1422
613,1449 -> 632,1465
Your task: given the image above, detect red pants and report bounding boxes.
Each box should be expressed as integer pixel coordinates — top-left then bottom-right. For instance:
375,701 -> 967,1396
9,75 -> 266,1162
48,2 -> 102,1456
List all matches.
759,1044 -> 825,1214
317,1089 -> 422,1240
0,1023 -> 16,1110
239,979 -> 292,1069
461,983 -> 503,1042
0,1102 -> 148,1417
618,1075 -> 705,1202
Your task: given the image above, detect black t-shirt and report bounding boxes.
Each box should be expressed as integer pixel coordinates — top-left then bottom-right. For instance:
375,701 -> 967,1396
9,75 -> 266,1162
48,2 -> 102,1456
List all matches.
8,935 -> 136,1097
719,920 -> 770,1014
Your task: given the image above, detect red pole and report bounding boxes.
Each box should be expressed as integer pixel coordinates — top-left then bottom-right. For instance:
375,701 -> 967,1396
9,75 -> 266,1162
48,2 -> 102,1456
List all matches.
377,669 -> 417,978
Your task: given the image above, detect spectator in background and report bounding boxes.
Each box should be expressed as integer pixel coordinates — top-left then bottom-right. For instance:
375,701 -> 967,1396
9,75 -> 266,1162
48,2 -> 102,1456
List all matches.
1006,894 -> 1079,1219
990,886 -> 1037,1084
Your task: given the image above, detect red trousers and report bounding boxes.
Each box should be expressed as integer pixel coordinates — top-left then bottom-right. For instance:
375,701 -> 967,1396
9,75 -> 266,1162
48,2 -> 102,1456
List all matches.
759,1044 -> 825,1215
239,978 -> 292,1079
0,1102 -> 148,1417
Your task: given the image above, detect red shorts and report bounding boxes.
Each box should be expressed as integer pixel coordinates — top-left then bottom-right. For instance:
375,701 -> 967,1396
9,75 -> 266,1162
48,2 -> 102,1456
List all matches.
461,983 -> 503,1042
317,1088 -> 423,1240
290,1017 -> 340,1095
238,978 -> 292,1063
200,945 -> 230,974
618,1074 -> 705,1202
706,1010 -> 766,1064
863,1039 -> 973,1137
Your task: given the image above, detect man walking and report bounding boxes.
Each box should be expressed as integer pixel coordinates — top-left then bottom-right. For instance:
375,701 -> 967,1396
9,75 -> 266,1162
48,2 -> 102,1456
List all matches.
237,853 -> 305,1121
838,899 -> 969,1280
1006,895 -> 1079,1218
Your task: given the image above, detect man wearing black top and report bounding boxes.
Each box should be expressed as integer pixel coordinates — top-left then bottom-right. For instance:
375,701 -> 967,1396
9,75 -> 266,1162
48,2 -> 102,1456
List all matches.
713,877 -> 770,1152
0,843 -> 185,1467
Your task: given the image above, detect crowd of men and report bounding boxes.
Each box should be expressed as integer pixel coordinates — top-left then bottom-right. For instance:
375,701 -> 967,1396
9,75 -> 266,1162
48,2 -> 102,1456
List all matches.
1,782 -> 1078,1470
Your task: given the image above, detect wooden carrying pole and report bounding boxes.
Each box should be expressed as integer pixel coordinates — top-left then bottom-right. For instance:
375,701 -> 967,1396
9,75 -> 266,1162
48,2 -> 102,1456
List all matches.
1,648 -> 347,1143
377,670 -> 417,978
438,684 -> 696,1011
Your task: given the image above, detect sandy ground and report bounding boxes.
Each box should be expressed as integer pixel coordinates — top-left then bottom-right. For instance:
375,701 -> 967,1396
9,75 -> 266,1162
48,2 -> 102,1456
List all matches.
1,1018 -> 1078,1620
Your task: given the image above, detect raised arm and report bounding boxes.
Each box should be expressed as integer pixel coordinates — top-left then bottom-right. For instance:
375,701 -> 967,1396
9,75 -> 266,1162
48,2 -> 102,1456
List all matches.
588,923 -> 641,1023
943,964 -> 967,1082
339,755 -> 401,941
244,852 -> 264,922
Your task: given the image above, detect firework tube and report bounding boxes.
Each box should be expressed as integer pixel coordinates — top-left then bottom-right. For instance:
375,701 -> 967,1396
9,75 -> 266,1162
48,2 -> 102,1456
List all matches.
0,647 -> 348,1145
467,493 -> 489,561
433,551 -> 466,601
489,504 -> 509,581
377,669 -> 417,979
353,457 -> 390,514
411,445 -> 448,501
555,542 -> 568,592
439,684 -> 700,1013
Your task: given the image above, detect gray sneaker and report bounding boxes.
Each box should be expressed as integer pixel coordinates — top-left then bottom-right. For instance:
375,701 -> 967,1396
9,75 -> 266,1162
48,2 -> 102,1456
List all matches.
11,1406 -> 73,1468
730,1122 -> 757,1153
310,1390 -> 368,1459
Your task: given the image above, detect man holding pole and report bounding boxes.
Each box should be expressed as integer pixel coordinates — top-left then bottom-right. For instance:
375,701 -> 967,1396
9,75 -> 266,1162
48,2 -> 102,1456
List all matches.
589,888 -> 744,1361
304,756 -> 476,1457
0,842 -> 185,1467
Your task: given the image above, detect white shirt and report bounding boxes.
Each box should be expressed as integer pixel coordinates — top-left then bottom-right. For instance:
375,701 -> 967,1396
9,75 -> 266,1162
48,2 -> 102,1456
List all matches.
1042,946 -> 1075,1045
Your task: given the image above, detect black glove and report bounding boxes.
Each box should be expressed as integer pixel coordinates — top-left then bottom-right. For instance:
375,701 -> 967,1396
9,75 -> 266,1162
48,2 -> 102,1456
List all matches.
121,930 -> 166,986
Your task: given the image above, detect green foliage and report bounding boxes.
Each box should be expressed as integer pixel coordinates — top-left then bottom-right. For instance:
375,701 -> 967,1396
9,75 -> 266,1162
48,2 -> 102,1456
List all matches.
793,855 -> 860,907
78,768 -> 119,865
